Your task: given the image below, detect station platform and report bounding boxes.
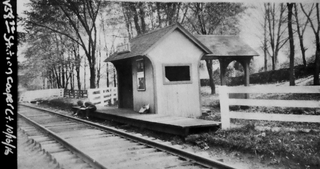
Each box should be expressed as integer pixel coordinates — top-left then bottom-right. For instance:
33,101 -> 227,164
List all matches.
91,107 -> 220,136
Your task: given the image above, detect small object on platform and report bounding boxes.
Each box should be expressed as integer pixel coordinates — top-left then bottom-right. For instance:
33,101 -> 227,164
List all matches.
201,108 -> 211,116
139,104 -> 150,114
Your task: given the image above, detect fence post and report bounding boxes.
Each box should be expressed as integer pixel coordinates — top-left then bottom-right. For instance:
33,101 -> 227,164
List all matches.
100,88 -> 105,106
111,87 -> 115,105
219,86 -> 230,129
60,88 -> 64,97
87,89 -> 93,103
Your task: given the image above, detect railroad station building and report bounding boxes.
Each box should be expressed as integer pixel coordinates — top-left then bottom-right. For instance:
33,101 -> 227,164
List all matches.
105,23 -> 258,117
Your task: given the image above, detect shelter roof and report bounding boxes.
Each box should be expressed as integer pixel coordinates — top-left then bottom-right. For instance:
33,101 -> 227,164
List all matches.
195,35 -> 259,58
105,23 -> 211,62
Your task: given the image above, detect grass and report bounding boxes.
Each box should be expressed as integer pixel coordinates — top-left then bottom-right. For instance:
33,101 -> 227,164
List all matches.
186,124 -> 320,168
199,86 -> 320,168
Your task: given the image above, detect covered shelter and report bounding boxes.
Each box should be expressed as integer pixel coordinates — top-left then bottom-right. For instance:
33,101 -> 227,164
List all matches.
195,35 -> 259,86
105,23 -> 258,117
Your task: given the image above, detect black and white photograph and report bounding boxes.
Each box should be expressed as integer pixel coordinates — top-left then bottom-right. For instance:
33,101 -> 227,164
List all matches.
10,0 -> 320,168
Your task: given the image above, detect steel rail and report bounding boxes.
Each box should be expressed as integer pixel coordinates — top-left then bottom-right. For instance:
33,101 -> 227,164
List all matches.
18,112 -> 107,169
21,104 -> 237,169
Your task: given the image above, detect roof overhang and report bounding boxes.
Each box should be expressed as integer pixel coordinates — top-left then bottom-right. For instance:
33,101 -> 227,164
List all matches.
202,54 -> 259,60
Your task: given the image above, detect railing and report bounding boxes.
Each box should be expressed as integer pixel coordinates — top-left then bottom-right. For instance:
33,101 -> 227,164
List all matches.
64,89 -> 88,98
219,86 -> 320,129
87,87 -> 118,107
19,88 -> 64,102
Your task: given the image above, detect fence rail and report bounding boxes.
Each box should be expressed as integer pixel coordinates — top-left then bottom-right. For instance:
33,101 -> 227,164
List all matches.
64,89 -> 88,98
219,86 -> 320,129
19,88 -> 64,102
87,87 -> 117,107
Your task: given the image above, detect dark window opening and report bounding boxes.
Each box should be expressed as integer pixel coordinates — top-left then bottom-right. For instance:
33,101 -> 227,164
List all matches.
165,66 -> 191,82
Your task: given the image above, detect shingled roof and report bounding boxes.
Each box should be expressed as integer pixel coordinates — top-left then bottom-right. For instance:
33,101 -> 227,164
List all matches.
105,24 -> 259,62
195,35 -> 259,57
105,23 -> 211,62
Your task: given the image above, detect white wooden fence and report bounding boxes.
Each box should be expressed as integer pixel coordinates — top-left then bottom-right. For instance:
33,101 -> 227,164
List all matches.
87,87 -> 117,107
19,88 -> 64,102
219,86 -> 320,129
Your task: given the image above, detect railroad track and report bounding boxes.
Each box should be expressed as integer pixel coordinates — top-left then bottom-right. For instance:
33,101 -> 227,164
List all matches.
18,104 -> 236,169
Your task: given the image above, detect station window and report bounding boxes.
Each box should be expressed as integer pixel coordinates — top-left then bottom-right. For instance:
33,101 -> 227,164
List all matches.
163,64 -> 192,84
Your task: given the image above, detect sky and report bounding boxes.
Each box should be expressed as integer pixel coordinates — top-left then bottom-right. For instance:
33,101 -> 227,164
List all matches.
17,0 -> 317,72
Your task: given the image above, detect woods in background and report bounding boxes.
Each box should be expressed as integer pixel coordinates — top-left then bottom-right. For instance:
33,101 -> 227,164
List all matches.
18,1 -> 320,91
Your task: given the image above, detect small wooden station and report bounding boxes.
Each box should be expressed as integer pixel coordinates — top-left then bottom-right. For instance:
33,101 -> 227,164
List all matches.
105,23 -> 258,118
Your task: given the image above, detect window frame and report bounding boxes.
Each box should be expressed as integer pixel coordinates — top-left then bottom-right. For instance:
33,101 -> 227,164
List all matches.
162,63 -> 192,85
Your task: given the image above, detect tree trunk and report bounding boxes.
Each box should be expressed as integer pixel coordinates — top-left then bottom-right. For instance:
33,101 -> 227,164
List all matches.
84,58 -> 86,89
271,56 -> 275,70
113,68 -> 117,87
263,5 -> 268,71
156,3 -> 162,27
74,46 -> 81,90
138,2 -> 147,34
122,7 -> 132,39
314,41 -> 320,85
294,4 -> 307,67
287,3 -> 295,86
129,3 -> 141,35
53,66 -> 61,88
76,66 -> 81,90
106,63 -> 109,87
64,60 -> 69,89
96,38 -> 102,88
89,65 -> 96,89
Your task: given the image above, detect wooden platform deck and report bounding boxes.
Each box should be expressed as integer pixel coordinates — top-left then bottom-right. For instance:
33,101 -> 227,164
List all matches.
91,107 -> 220,136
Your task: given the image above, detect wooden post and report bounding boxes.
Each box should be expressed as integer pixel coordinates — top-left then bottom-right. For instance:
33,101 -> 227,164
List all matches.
243,58 -> 251,99
244,58 -> 250,87
100,89 -> 105,106
219,86 -> 230,129
111,87 -> 115,105
219,60 -> 227,86
60,88 -> 64,97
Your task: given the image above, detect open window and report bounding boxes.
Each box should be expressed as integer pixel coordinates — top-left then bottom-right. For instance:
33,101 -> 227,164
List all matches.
163,64 -> 192,84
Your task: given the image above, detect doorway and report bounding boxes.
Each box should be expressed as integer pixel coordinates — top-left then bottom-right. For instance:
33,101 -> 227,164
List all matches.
114,59 -> 134,109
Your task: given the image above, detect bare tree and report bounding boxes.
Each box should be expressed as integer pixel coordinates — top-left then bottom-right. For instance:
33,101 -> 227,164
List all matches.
287,3 -> 295,86
301,3 -> 320,85
263,4 -> 269,71
294,3 -> 312,67
24,0 -> 104,88
265,3 -> 289,70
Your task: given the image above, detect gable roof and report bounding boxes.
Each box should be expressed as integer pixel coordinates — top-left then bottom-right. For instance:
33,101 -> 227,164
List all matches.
195,35 -> 259,57
105,23 -> 211,62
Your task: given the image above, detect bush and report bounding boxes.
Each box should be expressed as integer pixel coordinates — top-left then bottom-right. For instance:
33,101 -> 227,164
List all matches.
228,64 -> 315,86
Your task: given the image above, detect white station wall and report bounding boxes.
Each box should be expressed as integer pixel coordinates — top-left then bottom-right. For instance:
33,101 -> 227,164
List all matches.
148,30 -> 204,117
132,57 -> 155,113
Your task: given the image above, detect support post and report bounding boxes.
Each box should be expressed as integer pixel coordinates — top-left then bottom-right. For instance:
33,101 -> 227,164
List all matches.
243,58 -> 251,99
244,58 -> 250,87
219,59 -> 227,86
111,87 -> 115,105
219,86 -> 230,129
